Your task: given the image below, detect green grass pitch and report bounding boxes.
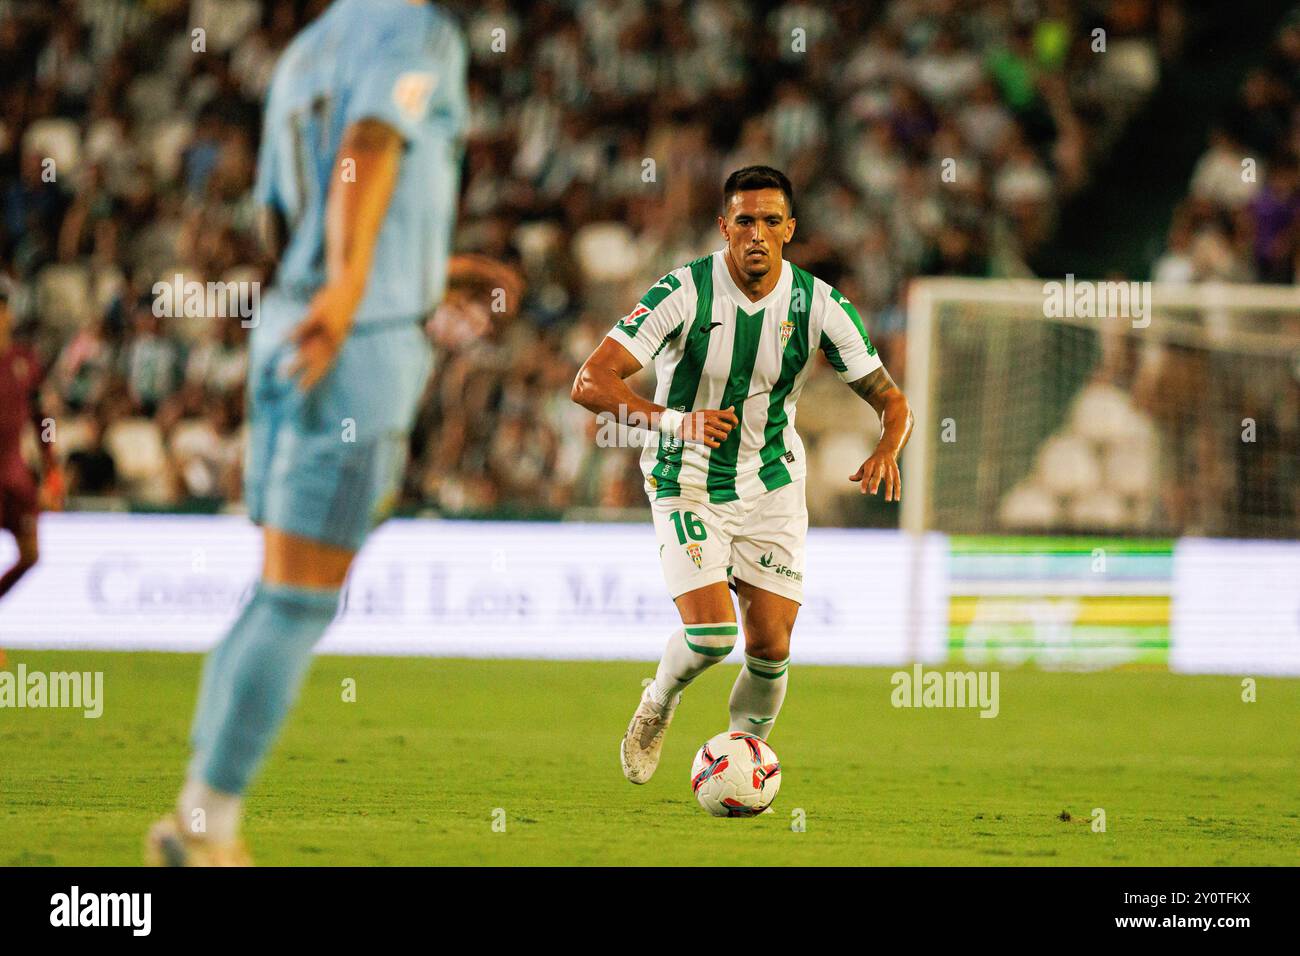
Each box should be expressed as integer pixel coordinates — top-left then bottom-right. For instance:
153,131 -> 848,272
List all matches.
2,651 -> 1296,866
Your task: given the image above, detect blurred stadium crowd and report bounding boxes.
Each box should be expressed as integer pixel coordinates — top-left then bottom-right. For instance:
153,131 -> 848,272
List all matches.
1,0 -> 1190,524
995,6 -> 1300,539
1156,9 -> 1300,285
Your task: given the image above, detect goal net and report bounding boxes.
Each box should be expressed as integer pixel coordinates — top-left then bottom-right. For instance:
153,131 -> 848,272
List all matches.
903,278 -> 1300,541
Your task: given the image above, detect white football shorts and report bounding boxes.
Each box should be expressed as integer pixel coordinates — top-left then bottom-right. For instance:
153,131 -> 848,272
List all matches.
649,478 -> 807,604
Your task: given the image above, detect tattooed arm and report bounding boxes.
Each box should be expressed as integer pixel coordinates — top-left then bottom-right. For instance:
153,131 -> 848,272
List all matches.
845,366 -> 913,501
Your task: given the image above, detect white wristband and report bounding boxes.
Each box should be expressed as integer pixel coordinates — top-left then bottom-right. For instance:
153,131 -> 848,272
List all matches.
658,408 -> 684,439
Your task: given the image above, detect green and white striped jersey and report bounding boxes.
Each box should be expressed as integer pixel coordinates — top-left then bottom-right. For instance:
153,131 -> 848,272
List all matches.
607,249 -> 883,503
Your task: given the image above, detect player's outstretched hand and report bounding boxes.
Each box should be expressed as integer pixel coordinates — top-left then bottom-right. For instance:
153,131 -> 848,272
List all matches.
680,406 -> 738,448
851,449 -> 901,501
289,280 -> 363,392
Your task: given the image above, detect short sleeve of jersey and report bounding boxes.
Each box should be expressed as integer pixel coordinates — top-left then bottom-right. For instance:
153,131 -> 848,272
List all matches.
344,20 -> 468,144
817,284 -> 882,382
605,269 -> 691,368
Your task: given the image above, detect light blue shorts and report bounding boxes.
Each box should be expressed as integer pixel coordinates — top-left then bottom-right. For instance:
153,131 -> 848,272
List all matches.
244,294 -> 432,551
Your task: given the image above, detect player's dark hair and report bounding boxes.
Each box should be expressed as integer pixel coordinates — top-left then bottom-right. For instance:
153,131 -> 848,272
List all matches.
723,166 -> 795,218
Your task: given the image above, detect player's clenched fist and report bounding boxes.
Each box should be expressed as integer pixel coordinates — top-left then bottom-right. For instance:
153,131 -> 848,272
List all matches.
671,406 -> 738,448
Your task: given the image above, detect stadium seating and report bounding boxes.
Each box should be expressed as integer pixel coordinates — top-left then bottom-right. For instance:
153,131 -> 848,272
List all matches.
0,0 -> 1178,525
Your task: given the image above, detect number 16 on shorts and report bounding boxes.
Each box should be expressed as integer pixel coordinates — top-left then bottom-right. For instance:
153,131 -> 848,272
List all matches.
653,502 -> 731,598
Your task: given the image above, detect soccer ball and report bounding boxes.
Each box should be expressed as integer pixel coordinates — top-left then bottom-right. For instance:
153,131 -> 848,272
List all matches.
689,731 -> 781,817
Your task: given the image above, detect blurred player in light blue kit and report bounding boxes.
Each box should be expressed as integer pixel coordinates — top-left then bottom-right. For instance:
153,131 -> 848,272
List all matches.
147,0 -> 519,865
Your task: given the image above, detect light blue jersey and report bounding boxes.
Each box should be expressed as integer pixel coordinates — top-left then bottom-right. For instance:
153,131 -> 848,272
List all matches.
243,0 -> 464,551
254,0 -> 467,321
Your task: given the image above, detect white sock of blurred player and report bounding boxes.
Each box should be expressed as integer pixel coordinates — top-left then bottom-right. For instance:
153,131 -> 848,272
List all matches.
178,777 -> 242,844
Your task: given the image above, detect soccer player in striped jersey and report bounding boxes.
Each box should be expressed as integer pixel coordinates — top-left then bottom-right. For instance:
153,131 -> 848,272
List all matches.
572,165 -> 913,783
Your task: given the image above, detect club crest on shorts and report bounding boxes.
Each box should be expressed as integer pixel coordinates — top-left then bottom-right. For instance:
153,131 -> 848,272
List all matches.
779,318 -> 795,350
686,542 -> 703,569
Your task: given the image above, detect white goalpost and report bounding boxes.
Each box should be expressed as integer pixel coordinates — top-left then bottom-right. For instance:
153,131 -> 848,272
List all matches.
903,277 -> 1300,540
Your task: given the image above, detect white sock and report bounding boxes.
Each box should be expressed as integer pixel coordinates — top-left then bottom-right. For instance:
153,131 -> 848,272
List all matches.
647,623 -> 738,705
178,777 -> 243,844
728,653 -> 789,739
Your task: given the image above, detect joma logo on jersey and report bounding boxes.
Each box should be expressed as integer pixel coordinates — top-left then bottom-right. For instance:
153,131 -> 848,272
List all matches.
758,552 -> 802,581
686,542 -> 703,569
